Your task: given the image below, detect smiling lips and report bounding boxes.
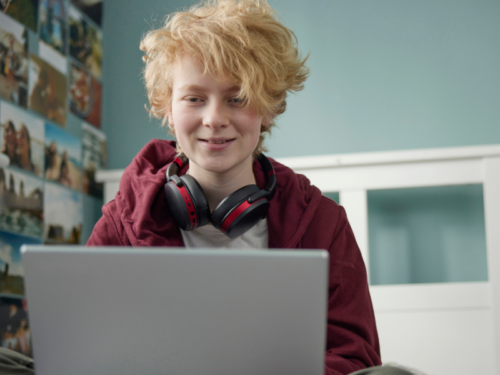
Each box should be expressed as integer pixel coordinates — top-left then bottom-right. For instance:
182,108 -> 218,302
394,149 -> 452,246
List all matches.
199,138 -> 235,144
199,138 -> 236,150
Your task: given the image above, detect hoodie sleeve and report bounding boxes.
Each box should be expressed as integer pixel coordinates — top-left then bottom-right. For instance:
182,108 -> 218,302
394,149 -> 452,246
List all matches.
322,206 -> 381,375
266,164 -> 380,374
86,200 -> 129,246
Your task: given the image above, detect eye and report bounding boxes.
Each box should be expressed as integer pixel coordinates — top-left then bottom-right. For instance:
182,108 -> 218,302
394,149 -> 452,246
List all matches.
183,96 -> 204,104
229,97 -> 244,105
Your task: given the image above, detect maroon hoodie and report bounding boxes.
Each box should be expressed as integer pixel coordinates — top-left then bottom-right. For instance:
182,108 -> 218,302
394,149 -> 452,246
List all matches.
87,139 -> 381,374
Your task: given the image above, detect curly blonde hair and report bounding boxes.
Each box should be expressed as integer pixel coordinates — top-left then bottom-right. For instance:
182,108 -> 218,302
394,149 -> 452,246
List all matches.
140,0 -> 309,154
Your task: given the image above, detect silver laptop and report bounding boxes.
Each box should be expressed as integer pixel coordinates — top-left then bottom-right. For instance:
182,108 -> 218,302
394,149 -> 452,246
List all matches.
21,246 -> 328,375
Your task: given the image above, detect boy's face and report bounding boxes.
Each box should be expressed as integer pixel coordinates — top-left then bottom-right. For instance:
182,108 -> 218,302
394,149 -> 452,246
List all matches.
168,55 -> 269,176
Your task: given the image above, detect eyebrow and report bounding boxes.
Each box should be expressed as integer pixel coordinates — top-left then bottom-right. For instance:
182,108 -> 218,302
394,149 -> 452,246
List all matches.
178,84 -> 241,93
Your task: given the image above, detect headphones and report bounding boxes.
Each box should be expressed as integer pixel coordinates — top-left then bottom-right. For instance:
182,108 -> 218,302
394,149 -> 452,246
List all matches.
164,154 -> 277,239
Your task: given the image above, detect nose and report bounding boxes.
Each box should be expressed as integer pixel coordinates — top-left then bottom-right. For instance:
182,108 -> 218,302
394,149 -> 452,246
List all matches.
203,100 -> 229,129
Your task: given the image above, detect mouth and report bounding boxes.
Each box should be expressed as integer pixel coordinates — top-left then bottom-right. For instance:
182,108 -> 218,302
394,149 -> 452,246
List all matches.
199,138 -> 236,144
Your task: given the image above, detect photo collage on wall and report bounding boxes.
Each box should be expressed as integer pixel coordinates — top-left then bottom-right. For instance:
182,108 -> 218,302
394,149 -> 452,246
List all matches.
69,4 -> 102,128
0,12 -> 29,108
0,0 -> 105,356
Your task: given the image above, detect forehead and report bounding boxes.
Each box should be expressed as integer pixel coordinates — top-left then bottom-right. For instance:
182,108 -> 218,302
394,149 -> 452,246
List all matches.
171,54 -> 239,93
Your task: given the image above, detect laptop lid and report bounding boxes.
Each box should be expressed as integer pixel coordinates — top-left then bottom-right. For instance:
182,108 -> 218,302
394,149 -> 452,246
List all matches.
21,246 -> 328,375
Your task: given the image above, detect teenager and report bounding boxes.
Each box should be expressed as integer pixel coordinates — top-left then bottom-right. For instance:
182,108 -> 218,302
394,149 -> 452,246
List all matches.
87,0 -> 381,373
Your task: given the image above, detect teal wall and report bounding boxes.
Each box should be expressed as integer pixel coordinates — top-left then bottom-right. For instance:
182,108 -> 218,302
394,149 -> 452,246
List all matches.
101,0 -> 497,283
102,0 -> 195,169
102,0 -> 500,169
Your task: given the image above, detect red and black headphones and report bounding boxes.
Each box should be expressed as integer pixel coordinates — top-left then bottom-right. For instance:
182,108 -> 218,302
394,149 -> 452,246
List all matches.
164,154 -> 277,239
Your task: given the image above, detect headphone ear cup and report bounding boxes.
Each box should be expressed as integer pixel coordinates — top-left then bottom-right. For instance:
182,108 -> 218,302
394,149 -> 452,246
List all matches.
211,185 -> 269,239
164,180 -> 193,230
164,175 -> 210,231
179,175 -> 210,227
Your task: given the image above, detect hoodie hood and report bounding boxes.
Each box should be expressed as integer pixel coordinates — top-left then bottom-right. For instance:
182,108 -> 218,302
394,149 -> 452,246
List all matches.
113,139 -> 323,248
258,156 -> 324,248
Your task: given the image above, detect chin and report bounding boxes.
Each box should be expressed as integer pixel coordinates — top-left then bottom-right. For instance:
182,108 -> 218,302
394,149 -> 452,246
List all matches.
186,146 -> 254,174
199,159 -> 233,174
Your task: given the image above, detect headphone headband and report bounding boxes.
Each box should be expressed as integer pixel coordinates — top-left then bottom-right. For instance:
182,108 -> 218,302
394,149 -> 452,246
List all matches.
252,153 -> 277,202
166,155 -> 188,180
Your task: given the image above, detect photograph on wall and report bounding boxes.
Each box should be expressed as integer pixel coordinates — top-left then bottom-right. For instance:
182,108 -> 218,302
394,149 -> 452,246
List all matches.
0,296 -> 31,357
39,39 -> 67,75
0,231 -> 41,297
44,182 -> 83,244
44,123 -> 82,191
82,121 -> 106,198
39,0 -> 67,55
71,0 -> 102,26
69,5 -> 102,80
28,54 -> 67,127
0,168 -> 44,238
0,12 -> 29,108
0,101 -> 45,177
69,62 -> 101,128
0,0 -> 39,32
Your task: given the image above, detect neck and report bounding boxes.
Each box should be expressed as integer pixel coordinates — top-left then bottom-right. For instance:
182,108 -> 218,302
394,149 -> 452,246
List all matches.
188,156 -> 256,212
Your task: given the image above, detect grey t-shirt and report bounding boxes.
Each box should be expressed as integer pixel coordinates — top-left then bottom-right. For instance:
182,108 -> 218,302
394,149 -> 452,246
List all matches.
180,218 -> 268,249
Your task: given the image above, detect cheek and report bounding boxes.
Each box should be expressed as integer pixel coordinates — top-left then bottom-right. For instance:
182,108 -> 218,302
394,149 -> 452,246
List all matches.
250,126 -> 261,145
173,115 -> 197,139
242,114 -> 263,142
171,116 -> 198,153
171,105 -> 197,129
